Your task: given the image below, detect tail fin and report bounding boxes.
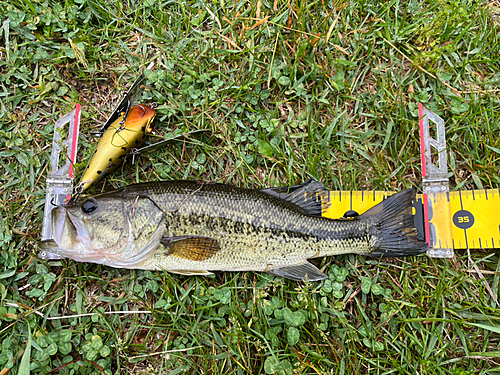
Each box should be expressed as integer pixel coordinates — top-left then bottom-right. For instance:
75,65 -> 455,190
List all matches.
361,189 -> 428,257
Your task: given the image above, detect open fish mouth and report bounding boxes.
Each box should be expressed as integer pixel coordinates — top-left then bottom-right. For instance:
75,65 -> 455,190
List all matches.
38,205 -> 86,260
38,208 -> 71,260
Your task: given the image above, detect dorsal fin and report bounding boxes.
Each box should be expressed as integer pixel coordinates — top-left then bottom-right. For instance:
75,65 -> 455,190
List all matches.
260,179 -> 331,217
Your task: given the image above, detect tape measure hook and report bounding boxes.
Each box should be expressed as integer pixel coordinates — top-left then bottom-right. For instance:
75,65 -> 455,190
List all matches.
41,105 -> 81,243
419,104 -> 449,194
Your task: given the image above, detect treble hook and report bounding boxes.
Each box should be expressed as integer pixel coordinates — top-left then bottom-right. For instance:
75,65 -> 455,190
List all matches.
136,104 -> 147,118
116,96 -> 132,131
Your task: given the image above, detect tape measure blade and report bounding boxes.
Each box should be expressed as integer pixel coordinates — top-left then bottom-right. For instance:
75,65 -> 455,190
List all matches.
323,191 -> 351,219
324,191 -> 388,218
426,192 -> 454,257
450,189 -> 500,250
324,190 -> 427,242
324,188 -> 500,252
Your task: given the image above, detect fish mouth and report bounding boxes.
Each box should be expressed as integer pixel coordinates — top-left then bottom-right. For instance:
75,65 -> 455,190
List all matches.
50,206 -> 72,246
38,206 -> 75,259
38,206 -> 91,260
66,211 -> 91,247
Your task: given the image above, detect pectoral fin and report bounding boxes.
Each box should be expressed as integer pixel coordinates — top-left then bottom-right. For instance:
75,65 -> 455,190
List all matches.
162,236 -> 220,261
267,262 -> 327,281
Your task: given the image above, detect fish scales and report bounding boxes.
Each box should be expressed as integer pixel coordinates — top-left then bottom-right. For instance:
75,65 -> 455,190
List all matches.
39,179 -> 428,281
134,181 -> 372,271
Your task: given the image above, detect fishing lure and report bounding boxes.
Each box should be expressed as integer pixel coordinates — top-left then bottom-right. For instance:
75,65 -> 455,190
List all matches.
78,104 -> 157,191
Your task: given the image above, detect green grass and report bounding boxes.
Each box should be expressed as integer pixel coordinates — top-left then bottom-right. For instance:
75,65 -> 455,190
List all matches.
1,0 -> 500,373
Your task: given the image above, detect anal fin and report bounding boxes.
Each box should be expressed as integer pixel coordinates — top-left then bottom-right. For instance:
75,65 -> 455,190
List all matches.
266,262 -> 327,281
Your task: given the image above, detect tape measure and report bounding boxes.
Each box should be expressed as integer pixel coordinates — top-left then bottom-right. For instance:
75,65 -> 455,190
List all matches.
322,189 -> 500,258
322,105 -> 499,258
429,189 -> 500,251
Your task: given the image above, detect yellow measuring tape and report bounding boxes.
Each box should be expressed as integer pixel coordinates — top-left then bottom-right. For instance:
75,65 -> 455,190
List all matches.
322,189 -> 500,257
431,189 -> 500,250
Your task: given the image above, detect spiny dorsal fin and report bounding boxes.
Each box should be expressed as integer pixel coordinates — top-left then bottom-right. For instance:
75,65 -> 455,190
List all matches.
260,178 -> 331,217
266,262 -> 327,281
162,236 -> 220,261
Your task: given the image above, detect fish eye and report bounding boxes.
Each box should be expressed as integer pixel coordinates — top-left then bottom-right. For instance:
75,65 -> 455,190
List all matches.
81,198 -> 99,214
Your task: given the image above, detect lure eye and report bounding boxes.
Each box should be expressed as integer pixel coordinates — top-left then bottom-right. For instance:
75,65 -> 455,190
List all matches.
81,199 -> 99,214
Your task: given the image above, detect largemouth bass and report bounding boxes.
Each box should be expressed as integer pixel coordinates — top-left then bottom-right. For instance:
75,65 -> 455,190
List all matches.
39,179 -> 427,281
79,104 -> 156,191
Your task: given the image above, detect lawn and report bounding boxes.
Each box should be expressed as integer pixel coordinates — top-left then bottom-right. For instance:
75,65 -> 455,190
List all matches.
1,0 -> 500,374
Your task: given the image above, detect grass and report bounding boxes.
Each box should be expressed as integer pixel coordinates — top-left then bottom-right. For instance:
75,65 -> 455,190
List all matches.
1,0 -> 500,373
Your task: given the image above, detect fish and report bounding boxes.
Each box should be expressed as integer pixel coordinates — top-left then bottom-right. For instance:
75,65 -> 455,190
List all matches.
79,104 -> 156,192
38,179 -> 428,281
